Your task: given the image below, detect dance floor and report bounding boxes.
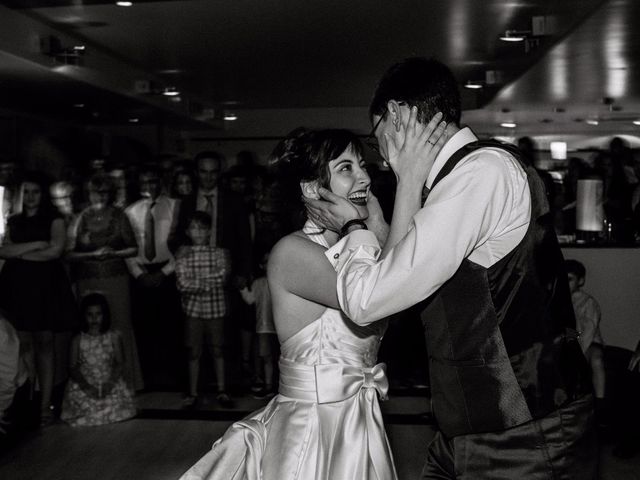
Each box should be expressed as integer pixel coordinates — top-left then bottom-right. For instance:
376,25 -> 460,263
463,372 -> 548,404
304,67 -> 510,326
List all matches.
1,392 -> 639,480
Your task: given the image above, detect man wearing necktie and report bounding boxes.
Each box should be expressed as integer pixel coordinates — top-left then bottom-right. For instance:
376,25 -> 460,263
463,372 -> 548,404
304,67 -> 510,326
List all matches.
126,165 -> 182,388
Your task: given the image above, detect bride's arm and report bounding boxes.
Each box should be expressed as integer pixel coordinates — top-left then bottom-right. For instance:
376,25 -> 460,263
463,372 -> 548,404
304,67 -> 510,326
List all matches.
381,110 -> 448,258
267,235 -> 340,309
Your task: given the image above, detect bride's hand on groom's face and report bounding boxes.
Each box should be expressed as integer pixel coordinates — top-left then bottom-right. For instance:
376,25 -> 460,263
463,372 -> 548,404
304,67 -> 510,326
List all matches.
303,188 -> 364,232
384,108 -> 448,187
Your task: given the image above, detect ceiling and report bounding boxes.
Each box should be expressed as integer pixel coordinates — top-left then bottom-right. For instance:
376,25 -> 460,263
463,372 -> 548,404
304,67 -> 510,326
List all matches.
1,0 -> 639,135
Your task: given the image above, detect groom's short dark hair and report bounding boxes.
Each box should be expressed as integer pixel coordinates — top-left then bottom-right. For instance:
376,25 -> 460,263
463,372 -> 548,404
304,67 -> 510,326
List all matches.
369,57 -> 461,127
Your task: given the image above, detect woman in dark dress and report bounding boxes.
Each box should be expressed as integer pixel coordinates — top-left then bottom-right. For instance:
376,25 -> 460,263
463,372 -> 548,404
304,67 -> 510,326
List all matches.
66,173 -> 143,390
0,172 -> 78,426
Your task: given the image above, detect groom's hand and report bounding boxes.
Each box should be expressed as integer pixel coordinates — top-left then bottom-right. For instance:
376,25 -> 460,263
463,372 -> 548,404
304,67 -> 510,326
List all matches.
304,188 -> 365,233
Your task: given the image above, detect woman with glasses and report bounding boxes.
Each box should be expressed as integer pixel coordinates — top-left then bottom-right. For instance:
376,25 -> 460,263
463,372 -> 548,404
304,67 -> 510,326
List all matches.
66,173 -> 143,391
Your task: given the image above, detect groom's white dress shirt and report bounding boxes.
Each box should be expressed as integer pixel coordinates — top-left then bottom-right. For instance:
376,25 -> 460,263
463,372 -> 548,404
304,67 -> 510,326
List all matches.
325,128 -> 532,325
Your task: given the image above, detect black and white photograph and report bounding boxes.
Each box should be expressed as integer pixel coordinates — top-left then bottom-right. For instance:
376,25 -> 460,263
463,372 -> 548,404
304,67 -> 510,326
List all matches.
1,1 -> 640,479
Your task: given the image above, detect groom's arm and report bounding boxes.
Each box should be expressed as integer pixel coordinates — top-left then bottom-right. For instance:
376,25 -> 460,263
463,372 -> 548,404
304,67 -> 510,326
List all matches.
325,152 -> 530,325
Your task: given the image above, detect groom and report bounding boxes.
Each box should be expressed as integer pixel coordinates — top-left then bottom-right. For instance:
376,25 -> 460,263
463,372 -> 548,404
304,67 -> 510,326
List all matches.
306,57 -> 596,478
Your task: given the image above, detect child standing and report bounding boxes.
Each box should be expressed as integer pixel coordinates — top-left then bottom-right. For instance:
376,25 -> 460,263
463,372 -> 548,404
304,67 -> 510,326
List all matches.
175,211 -> 232,408
566,259 -> 606,415
61,293 -> 136,426
240,250 -> 278,399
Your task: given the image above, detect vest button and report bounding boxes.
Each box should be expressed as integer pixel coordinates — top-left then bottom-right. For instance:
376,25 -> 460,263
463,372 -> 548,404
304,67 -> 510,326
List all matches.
333,253 -> 339,259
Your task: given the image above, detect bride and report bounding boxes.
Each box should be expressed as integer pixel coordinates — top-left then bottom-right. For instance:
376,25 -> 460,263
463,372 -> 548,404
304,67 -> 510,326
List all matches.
180,119 -> 446,480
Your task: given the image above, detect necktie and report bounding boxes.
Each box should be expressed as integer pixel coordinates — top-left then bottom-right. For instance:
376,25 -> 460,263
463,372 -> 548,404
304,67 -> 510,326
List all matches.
204,194 -> 217,246
144,201 -> 156,261
204,194 -> 214,215
421,184 -> 431,204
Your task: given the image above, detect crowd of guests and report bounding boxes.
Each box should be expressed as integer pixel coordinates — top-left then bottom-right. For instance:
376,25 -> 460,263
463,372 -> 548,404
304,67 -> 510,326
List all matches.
0,149 -> 287,440
1,139 -> 639,459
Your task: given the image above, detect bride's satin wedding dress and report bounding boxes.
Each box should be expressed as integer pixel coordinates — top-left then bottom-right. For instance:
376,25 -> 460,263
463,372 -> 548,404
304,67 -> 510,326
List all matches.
180,227 -> 397,480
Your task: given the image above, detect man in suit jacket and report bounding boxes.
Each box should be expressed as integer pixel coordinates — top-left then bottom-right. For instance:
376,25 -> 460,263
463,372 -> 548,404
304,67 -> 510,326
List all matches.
175,151 -> 252,286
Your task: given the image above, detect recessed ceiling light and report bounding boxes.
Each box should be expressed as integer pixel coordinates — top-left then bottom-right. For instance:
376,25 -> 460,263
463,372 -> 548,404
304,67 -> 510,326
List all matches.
500,122 -> 517,128
633,120 -> 640,126
586,119 -> 599,126
128,118 -> 139,123
73,45 -> 85,51
464,81 -> 483,90
162,87 -> 180,96
499,30 -> 527,42
73,103 -> 85,108
116,1 -> 133,6
224,113 -> 238,121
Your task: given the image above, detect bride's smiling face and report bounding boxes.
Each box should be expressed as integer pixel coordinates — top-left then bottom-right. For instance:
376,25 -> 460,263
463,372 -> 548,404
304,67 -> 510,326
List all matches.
327,145 -> 371,218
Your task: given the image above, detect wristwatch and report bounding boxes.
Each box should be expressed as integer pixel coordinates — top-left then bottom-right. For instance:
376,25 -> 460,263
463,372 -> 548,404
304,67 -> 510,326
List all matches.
339,219 -> 368,239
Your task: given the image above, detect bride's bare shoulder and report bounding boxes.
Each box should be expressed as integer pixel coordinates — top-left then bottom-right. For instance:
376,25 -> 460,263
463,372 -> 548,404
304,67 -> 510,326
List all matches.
269,232 -> 325,275
273,231 -> 318,251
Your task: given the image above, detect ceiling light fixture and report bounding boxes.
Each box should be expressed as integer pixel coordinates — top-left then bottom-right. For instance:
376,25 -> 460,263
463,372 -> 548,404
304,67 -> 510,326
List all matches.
162,87 -> 180,96
464,80 -> 483,90
499,30 -> 529,42
586,119 -> 599,126
128,118 -> 139,123
116,1 -> 133,6
500,122 -> 517,128
633,120 -> 640,126
224,113 -> 238,121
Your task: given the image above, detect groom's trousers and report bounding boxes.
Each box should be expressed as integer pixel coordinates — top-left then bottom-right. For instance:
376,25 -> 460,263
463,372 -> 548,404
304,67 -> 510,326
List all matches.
421,394 -> 597,479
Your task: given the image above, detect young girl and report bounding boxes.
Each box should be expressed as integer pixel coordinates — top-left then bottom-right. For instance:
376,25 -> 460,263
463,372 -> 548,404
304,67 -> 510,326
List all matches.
61,293 -> 136,427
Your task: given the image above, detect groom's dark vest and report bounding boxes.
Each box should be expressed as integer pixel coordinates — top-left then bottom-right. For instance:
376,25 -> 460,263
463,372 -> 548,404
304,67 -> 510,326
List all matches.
421,141 -> 592,439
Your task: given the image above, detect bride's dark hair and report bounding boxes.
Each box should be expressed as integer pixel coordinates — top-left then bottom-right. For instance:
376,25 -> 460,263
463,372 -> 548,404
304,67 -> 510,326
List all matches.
269,127 -> 364,231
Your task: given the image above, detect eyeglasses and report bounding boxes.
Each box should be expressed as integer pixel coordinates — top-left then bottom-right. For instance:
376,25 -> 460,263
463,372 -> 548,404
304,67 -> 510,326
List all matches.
365,102 -> 406,155
365,112 -> 387,155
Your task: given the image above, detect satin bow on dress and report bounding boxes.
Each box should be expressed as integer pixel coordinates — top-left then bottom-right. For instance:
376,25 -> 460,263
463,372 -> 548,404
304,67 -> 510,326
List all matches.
314,363 -> 389,403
